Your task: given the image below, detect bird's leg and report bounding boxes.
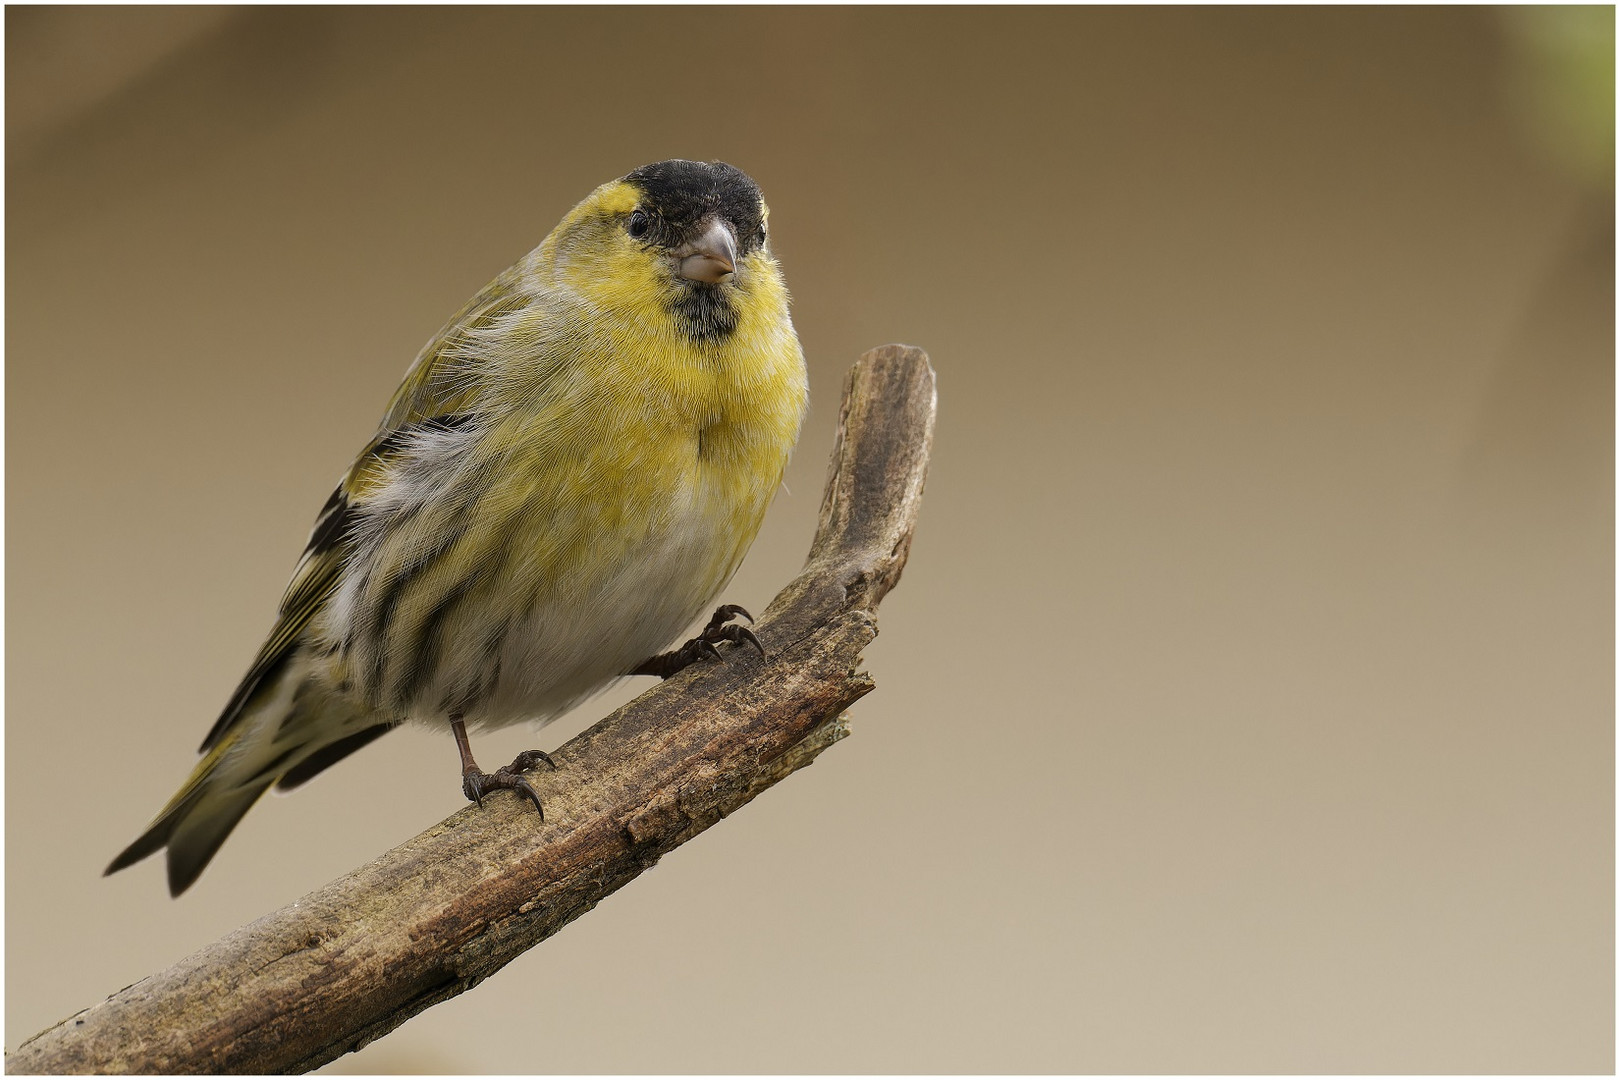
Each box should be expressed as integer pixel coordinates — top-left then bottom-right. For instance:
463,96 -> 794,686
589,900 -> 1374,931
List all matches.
631,603 -> 766,679
450,715 -> 555,818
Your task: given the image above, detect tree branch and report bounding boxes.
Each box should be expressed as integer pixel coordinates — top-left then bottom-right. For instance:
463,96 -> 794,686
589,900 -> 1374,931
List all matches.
8,344 -> 938,1075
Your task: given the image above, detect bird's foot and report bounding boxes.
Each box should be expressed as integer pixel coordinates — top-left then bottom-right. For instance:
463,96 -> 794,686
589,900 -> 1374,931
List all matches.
631,603 -> 765,679
461,749 -> 556,817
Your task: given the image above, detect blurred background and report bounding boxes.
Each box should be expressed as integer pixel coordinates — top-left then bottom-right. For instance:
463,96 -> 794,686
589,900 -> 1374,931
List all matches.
6,6 -> 1613,1072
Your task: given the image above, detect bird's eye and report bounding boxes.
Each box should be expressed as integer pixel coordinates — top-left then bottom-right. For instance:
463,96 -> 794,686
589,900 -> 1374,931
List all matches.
627,210 -> 651,239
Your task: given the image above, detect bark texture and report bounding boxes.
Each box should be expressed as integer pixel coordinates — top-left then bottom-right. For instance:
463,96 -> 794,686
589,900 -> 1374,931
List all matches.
8,344 -> 937,1075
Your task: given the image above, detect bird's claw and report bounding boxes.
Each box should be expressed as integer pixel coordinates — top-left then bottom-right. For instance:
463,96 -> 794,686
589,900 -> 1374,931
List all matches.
631,604 -> 767,678
510,749 -> 557,772
462,749 -> 555,818
506,775 -> 545,817
727,623 -> 766,659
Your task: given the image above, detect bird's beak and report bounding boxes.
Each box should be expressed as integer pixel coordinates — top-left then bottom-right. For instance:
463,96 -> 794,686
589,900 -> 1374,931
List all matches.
675,219 -> 738,283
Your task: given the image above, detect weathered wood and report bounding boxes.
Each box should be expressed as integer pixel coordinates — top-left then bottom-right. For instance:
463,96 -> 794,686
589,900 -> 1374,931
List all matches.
8,344 -> 937,1075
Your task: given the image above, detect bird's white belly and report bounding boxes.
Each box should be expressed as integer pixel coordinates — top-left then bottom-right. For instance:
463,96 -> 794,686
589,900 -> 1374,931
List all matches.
453,480 -> 753,732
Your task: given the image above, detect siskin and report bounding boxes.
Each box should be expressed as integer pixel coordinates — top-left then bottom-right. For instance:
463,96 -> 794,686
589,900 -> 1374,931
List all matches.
107,160 -> 807,896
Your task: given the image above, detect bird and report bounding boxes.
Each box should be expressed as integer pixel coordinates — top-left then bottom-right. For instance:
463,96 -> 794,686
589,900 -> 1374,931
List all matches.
106,159 -> 808,896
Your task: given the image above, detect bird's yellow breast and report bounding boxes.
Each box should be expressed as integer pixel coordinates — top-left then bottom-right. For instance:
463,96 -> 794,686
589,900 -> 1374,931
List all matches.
519,188 -> 807,562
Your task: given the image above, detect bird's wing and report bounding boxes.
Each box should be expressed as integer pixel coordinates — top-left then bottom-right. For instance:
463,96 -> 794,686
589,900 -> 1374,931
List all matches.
197,271 -> 534,752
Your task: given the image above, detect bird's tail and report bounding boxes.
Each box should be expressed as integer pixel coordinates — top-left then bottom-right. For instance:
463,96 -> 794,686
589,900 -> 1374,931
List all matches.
106,668 -> 394,896
104,735 -> 275,896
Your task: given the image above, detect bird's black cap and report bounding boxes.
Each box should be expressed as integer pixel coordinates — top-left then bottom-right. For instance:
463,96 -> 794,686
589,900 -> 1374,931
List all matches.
624,160 -> 765,250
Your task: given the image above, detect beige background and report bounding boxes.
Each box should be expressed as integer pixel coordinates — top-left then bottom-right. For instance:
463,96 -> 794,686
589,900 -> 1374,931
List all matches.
6,7 -> 1613,1073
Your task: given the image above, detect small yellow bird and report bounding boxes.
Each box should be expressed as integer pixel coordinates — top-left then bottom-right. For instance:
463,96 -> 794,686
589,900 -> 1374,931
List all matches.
107,160 -> 808,896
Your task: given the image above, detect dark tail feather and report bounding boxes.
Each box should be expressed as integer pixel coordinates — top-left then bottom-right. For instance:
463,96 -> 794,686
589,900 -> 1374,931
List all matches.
104,779 -> 273,896
160,780 -> 276,896
104,793 -> 197,877
107,684 -> 391,895
275,723 -> 395,790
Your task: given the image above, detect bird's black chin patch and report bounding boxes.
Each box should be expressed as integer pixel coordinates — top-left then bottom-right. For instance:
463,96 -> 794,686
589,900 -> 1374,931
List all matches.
671,284 -> 739,342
